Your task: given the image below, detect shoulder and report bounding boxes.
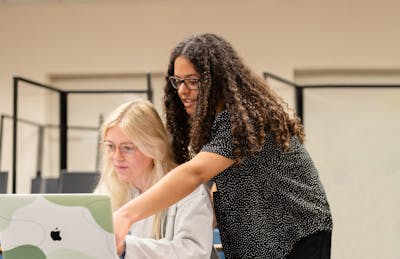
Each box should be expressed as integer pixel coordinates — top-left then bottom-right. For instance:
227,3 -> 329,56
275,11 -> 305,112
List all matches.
206,109 -> 232,138
201,110 -> 235,159
93,183 -> 108,194
213,110 -> 230,125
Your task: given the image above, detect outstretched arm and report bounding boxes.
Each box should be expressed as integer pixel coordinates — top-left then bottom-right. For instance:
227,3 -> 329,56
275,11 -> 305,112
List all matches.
113,151 -> 234,252
124,186 -> 214,259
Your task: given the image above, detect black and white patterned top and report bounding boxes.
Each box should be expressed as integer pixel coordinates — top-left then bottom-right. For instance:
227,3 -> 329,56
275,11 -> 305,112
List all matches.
202,110 -> 333,259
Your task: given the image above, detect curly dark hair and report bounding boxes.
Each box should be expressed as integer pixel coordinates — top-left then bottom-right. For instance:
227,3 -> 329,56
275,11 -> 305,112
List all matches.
164,33 -> 304,164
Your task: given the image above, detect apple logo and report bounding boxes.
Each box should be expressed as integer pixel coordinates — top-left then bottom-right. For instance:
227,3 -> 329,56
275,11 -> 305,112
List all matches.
50,227 -> 62,241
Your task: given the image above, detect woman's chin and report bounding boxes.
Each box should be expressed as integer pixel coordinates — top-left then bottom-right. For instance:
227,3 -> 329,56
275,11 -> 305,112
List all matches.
185,107 -> 195,116
116,173 -> 130,183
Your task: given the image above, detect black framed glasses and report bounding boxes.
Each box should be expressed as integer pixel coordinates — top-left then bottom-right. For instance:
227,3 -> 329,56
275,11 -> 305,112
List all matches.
168,76 -> 201,90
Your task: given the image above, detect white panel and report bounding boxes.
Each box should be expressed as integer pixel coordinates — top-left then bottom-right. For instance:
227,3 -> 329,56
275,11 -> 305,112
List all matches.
295,69 -> 400,259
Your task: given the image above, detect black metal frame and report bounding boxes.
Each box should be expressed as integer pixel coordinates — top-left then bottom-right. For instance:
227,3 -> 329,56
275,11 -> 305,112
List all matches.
10,74 -> 153,193
2,114 -> 46,177
9,71 -> 398,194
1,113 -> 99,178
263,72 -> 400,124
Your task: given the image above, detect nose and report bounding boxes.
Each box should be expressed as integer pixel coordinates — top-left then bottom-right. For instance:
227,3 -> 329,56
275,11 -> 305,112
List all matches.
177,81 -> 190,94
112,147 -> 125,160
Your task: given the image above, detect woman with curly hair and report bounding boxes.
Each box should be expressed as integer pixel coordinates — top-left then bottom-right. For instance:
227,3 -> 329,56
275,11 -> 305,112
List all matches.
114,34 -> 333,259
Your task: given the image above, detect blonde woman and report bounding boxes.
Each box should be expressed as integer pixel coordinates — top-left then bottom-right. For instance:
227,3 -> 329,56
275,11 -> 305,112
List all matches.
96,99 -> 213,259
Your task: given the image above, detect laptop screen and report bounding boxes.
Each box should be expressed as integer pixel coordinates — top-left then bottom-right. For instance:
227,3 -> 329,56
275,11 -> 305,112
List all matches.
0,194 -> 118,259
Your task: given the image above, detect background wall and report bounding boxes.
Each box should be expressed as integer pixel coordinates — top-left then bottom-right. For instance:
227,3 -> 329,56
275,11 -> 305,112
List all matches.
0,0 -> 399,258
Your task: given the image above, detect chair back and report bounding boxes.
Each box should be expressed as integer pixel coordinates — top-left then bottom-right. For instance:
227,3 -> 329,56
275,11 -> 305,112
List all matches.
0,171 -> 8,193
31,177 -> 59,193
58,171 -> 100,193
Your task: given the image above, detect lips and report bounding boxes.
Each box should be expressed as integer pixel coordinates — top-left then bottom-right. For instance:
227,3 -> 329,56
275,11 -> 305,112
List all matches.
181,98 -> 196,108
114,165 -> 128,171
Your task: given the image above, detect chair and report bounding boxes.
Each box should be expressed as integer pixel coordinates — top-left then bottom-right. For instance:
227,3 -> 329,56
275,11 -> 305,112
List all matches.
0,171 -> 8,193
31,177 -> 59,193
58,171 -> 100,193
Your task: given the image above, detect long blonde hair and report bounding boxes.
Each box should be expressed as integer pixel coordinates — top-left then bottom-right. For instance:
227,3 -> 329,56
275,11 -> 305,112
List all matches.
97,99 -> 176,239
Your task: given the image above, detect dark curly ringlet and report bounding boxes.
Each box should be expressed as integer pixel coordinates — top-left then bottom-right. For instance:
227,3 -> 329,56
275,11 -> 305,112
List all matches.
164,33 -> 305,164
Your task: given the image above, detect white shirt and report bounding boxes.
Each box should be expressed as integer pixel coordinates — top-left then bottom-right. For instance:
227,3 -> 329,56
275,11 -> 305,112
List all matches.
125,185 -> 214,259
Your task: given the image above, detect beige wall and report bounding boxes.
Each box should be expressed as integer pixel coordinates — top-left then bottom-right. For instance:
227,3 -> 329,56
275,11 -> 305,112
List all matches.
0,0 -> 400,258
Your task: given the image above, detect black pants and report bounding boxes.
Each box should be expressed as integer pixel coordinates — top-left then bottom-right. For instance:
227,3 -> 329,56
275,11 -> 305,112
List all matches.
286,230 -> 332,259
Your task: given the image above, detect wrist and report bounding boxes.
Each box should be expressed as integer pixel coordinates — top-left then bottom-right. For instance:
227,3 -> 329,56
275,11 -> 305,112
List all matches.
118,239 -> 126,257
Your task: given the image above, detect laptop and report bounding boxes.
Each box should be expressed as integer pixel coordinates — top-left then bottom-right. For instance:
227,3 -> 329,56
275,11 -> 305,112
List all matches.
0,194 -> 118,259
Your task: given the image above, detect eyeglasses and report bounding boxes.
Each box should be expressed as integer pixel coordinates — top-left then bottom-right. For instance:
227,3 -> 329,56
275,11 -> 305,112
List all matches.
168,76 -> 201,90
101,141 -> 137,156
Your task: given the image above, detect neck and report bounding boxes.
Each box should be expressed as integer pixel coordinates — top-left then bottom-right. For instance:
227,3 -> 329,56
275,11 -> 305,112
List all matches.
131,171 -> 152,194
216,99 -> 225,113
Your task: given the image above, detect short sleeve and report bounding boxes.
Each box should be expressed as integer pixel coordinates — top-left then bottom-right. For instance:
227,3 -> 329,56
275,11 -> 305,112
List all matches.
201,110 -> 235,160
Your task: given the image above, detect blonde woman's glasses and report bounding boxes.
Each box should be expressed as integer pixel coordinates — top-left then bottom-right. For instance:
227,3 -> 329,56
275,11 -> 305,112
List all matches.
168,76 -> 201,90
101,141 -> 137,156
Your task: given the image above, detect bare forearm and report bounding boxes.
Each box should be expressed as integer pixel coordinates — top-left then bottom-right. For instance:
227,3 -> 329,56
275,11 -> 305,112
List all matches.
120,162 -> 204,225
114,152 -> 233,251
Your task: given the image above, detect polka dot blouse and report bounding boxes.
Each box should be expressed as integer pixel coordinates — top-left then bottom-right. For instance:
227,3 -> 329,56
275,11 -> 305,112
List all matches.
202,110 -> 333,259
